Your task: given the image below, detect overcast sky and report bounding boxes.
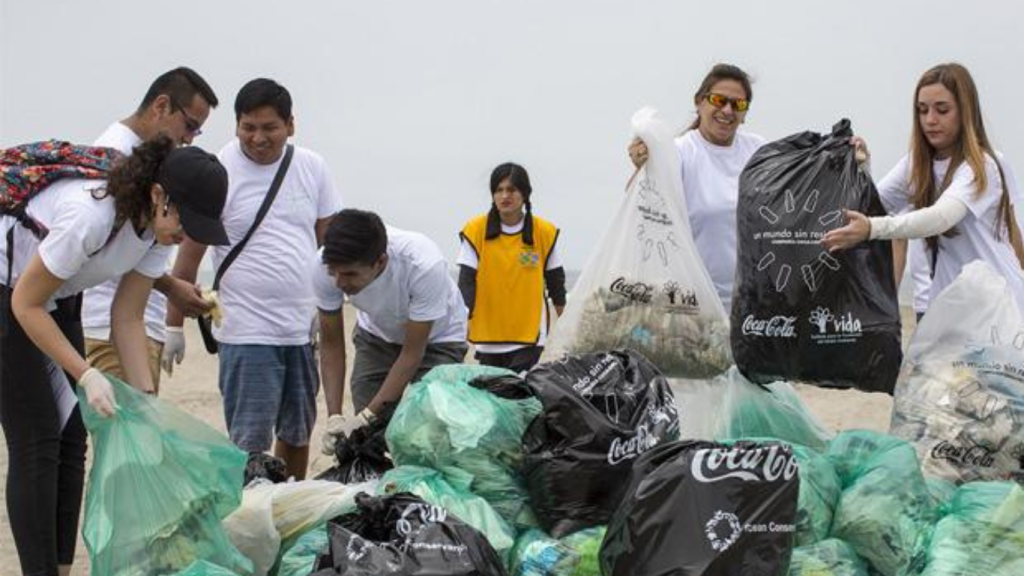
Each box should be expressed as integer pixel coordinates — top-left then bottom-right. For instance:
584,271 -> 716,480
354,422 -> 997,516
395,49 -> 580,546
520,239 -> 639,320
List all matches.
3,0 -> 1023,269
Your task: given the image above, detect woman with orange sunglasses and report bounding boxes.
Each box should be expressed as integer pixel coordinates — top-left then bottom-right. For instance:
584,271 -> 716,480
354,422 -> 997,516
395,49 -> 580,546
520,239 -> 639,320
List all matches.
629,63 -> 765,312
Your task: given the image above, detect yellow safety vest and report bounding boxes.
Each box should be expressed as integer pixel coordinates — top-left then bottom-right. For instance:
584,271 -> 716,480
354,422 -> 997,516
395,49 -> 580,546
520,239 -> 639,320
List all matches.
460,214 -> 559,345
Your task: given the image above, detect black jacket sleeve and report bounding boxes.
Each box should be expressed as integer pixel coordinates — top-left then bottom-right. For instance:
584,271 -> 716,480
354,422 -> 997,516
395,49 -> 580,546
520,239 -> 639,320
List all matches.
458,264 -> 477,317
545,266 -> 567,307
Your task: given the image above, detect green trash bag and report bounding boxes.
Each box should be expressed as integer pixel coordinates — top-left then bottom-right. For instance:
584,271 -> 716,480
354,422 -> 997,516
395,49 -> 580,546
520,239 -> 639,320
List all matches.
788,539 -> 870,576
711,367 -> 833,451
561,527 -> 605,576
386,364 -> 542,529
919,481 -> 1024,576
792,444 -> 842,546
172,560 -> 244,575
377,464 -> 517,562
78,375 -> 253,576
826,430 -> 935,576
276,524 -> 328,576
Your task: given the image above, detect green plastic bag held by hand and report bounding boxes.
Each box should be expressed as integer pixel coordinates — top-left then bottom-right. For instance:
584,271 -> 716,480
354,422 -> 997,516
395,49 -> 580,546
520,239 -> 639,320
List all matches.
77,374 -> 253,576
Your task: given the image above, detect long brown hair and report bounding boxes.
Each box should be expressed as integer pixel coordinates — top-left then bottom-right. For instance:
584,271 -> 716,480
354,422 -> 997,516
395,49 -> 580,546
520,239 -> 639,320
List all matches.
95,135 -> 175,230
687,63 -> 754,132
909,63 -> 1016,256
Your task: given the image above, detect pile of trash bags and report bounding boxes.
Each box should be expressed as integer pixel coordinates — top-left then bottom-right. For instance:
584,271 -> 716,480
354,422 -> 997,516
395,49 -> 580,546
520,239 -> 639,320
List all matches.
83,347 -> 1024,576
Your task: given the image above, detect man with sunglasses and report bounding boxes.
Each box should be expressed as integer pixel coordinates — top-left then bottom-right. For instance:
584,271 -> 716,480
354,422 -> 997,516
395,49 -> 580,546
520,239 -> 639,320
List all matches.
81,66 -> 220,393
629,63 -> 765,312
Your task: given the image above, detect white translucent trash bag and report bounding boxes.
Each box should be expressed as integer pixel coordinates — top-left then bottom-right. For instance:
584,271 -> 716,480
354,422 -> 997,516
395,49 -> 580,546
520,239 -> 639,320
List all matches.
544,107 -> 730,378
891,261 -> 1024,484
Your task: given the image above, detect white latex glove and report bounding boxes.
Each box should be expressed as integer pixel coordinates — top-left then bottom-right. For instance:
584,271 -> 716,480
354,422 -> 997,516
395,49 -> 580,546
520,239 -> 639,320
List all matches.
79,368 -> 118,417
320,409 -> 376,456
161,326 -> 186,376
321,414 -> 347,456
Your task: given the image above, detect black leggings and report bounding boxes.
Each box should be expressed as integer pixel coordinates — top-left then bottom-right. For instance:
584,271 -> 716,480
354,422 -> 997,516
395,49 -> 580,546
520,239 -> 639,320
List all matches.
1,288 -> 87,576
475,346 -> 544,374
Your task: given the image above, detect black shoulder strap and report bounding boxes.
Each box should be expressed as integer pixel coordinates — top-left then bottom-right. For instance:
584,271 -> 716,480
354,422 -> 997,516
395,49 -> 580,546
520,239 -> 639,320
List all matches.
212,144 -> 294,291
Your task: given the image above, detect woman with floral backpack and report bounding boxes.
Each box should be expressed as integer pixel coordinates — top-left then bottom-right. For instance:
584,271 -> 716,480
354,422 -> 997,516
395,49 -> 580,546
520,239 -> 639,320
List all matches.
0,135 -> 229,576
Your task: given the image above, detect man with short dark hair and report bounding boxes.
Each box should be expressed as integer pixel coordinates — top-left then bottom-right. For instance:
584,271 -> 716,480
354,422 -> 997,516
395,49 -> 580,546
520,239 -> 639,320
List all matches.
314,209 -> 468,456
82,66 -> 220,393
166,78 -> 342,479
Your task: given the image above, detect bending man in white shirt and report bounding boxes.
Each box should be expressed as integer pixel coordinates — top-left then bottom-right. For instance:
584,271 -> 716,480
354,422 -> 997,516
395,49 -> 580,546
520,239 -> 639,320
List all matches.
314,209 -> 469,456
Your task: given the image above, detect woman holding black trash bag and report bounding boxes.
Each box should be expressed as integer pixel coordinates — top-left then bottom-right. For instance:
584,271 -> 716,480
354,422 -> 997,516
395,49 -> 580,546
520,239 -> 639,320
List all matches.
0,135 -> 229,576
822,62 -> 1024,311
628,63 -> 767,311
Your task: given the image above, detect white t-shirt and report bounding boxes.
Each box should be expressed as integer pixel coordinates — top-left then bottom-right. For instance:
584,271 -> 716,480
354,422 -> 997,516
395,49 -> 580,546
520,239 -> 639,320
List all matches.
0,181 -> 170,304
313,226 -> 468,345
878,153 -> 1024,311
675,129 -> 766,311
903,153 -> 1023,314
456,218 -> 562,353
211,140 -> 343,345
81,122 -> 171,342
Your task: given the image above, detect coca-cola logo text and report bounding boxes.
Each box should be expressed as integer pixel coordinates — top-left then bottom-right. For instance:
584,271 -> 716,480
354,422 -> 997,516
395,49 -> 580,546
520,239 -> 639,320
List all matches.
931,441 -> 997,468
610,277 -> 654,304
741,315 -> 797,338
607,425 -> 661,465
691,445 -> 798,483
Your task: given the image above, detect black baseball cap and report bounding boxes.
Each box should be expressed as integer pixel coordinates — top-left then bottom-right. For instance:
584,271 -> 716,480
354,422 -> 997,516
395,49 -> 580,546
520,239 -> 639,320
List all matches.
157,146 -> 230,245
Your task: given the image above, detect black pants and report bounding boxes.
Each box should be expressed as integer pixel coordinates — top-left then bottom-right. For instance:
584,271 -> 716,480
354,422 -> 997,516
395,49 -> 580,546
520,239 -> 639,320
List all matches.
1,288 -> 87,576
475,346 -> 544,374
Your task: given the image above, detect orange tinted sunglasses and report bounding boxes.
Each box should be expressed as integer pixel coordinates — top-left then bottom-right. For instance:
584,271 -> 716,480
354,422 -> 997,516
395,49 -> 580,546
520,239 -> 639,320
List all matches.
705,92 -> 750,112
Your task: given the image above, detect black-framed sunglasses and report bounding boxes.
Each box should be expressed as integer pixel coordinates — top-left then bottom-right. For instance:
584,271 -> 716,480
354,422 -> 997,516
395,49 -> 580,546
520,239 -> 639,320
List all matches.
705,92 -> 750,112
172,102 -> 203,136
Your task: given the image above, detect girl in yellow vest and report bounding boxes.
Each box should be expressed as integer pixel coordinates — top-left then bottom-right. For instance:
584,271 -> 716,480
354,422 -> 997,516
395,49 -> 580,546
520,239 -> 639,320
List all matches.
457,163 -> 566,373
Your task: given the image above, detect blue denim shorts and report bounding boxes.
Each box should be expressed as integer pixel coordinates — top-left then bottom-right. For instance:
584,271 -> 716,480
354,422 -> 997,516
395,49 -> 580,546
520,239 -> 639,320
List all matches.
218,343 -> 319,452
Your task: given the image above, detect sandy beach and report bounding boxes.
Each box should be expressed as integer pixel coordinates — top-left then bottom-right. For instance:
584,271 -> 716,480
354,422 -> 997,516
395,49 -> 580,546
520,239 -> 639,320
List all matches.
0,306 -> 905,575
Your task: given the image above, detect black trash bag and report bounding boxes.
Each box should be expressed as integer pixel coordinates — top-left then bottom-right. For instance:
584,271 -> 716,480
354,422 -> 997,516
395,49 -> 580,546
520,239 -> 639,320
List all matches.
310,491 -> 509,576
600,440 -> 800,576
243,452 -> 288,486
522,350 -> 680,537
470,374 -> 535,401
732,118 -> 901,393
315,403 -> 397,484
